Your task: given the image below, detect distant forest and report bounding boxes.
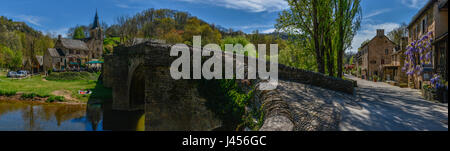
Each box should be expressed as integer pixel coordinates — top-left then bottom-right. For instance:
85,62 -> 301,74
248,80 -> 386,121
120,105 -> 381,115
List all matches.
0,16 -> 54,69
1,8 -> 301,71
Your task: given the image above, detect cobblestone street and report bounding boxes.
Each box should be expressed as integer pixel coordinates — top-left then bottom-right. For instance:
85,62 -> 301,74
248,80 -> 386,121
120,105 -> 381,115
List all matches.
339,75 -> 448,131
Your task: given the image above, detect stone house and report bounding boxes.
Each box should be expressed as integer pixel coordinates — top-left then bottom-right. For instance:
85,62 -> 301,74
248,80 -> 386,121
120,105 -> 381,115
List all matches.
407,0 -> 448,89
22,55 -> 43,74
382,37 -> 408,85
356,29 -> 396,80
43,48 -> 65,71
43,11 -> 103,72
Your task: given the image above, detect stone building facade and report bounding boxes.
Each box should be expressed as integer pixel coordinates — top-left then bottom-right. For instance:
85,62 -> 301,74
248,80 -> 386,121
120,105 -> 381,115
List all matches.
43,11 -> 103,72
356,29 -> 396,81
382,37 -> 408,85
407,0 -> 448,89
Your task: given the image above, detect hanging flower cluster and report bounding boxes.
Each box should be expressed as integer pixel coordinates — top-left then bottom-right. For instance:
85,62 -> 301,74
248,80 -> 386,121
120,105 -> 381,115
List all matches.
430,74 -> 448,90
402,31 -> 433,76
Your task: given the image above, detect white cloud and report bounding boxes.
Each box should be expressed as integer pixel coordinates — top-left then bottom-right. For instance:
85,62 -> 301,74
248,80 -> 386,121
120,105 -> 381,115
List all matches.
401,0 -> 427,9
14,15 -> 42,26
178,0 -> 289,12
261,28 -> 275,33
232,24 -> 273,29
364,8 -> 391,19
349,22 -> 400,53
114,0 -> 147,9
47,28 -> 69,38
116,4 -> 132,9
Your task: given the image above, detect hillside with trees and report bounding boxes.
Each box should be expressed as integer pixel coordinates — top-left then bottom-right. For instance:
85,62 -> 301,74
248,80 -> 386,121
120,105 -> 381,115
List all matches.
0,16 -> 54,70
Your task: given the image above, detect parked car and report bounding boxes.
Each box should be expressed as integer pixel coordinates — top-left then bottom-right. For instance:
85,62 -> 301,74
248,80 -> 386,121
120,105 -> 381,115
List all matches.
7,71 -> 18,78
16,70 -> 27,77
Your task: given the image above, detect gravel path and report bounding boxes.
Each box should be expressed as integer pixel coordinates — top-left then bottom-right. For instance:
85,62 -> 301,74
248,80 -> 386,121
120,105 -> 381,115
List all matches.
339,75 -> 448,131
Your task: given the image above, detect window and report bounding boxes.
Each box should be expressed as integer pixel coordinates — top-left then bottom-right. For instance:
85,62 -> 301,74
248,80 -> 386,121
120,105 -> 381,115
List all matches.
415,26 -> 419,39
385,49 -> 389,55
381,59 -> 385,65
422,18 -> 427,34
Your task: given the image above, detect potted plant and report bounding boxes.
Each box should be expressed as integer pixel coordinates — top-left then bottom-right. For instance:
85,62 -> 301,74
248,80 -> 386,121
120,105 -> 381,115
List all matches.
430,74 -> 448,103
422,84 -> 432,100
373,75 -> 377,82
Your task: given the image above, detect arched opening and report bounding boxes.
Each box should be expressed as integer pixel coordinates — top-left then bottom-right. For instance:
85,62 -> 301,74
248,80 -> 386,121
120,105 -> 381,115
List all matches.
129,65 -> 146,110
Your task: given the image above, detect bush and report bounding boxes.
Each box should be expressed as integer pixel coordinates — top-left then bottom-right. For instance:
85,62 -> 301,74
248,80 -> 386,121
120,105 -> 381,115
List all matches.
21,93 -> 37,99
0,90 -> 17,96
37,94 -> 50,98
21,93 -> 50,99
46,96 -> 65,102
46,72 -> 99,81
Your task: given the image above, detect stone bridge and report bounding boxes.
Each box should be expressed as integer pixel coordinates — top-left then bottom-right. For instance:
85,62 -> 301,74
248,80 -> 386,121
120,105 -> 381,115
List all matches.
103,42 -> 355,131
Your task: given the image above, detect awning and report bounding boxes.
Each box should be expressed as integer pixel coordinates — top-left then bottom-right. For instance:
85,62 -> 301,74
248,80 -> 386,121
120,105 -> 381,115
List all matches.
86,61 -> 104,64
69,62 -> 80,65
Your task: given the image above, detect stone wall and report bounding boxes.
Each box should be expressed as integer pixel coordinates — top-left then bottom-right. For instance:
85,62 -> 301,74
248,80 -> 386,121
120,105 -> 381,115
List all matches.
102,54 -> 114,88
278,64 -> 355,95
144,67 -> 222,131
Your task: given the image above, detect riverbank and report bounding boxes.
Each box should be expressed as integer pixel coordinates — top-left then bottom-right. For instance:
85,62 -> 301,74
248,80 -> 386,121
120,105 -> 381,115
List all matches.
0,71 -> 111,104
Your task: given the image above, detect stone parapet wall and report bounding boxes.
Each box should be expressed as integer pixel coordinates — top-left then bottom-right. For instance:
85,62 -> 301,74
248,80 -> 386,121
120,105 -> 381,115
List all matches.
255,81 -> 294,131
278,64 -> 355,95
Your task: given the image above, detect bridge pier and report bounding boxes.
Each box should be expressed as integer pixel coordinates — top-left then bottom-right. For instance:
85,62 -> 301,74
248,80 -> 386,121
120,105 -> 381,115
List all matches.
105,43 -> 222,130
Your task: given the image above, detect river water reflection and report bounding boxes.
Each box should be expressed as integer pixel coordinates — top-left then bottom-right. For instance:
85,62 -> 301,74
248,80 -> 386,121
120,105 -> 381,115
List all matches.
0,101 -> 145,131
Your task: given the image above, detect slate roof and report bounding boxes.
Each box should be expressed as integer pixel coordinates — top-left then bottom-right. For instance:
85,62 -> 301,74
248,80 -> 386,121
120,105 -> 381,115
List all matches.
47,48 -> 65,57
60,38 -> 89,50
408,0 -> 436,28
35,56 -> 43,66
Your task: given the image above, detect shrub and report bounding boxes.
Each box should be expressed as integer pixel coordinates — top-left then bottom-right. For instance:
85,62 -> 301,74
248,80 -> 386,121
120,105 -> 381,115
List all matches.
46,72 -> 99,81
21,93 -> 37,99
0,90 -> 17,96
37,94 -> 50,98
46,95 -> 65,103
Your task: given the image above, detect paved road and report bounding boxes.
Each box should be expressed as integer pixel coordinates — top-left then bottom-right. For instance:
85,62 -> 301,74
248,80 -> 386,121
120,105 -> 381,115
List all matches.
278,80 -> 347,131
339,75 -> 448,131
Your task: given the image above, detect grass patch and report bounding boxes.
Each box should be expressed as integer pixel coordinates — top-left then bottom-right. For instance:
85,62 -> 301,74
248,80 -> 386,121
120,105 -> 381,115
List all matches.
0,89 -> 17,96
46,95 -> 65,103
20,93 -> 50,99
21,93 -> 37,99
0,71 -> 111,103
46,72 -> 100,81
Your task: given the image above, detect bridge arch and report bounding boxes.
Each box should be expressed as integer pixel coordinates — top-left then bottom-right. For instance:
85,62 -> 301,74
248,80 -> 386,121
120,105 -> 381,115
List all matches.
129,64 -> 146,110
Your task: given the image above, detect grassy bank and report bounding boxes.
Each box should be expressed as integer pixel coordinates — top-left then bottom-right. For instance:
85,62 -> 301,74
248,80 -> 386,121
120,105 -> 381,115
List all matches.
0,71 -> 111,103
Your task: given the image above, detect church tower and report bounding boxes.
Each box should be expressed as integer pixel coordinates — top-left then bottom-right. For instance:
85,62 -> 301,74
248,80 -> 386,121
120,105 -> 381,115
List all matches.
88,10 -> 103,59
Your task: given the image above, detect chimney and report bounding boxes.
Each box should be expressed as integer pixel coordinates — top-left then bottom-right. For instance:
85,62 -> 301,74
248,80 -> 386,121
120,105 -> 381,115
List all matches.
376,29 -> 385,37
58,35 -> 62,40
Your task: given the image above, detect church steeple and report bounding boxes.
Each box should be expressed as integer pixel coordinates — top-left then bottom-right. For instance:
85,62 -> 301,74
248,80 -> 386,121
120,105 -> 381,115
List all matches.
91,9 -> 100,29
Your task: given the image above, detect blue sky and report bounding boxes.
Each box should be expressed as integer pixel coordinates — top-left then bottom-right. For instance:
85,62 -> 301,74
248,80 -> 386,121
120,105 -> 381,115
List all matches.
0,0 -> 429,52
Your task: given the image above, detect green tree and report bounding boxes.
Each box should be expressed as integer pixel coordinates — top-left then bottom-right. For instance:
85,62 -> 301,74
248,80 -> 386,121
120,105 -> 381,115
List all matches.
221,36 -> 257,57
0,45 -> 22,70
349,56 -> 354,65
387,23 -> 408,47
73,26 -> 86,40
183,17 -> 221,45
276,0 -> 330,73
334,0 -> 362,78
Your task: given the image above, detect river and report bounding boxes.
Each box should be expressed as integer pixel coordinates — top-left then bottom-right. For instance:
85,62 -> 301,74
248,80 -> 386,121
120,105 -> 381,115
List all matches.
0,100 -> 145,131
